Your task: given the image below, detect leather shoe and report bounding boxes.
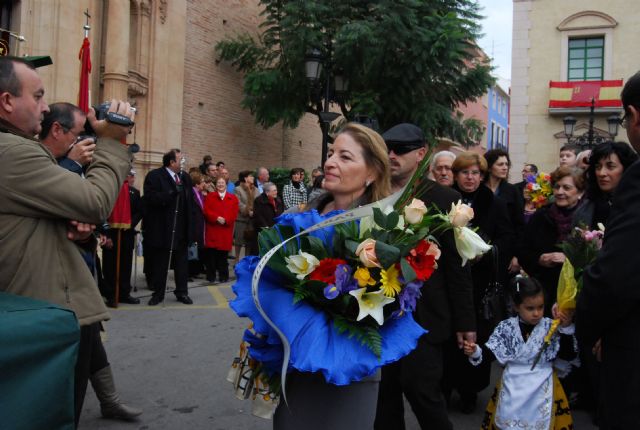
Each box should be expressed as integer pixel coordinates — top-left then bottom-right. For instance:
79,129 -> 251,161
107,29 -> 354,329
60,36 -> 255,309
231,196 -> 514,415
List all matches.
148,296 -> 162,306
120,295 -> 140,305
176,295 -> 193,305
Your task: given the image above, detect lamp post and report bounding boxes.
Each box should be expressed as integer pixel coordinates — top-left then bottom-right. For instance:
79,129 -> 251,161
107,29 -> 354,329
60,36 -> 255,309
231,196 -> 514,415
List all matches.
304,46 -> 347,167
563,98 -> 621,149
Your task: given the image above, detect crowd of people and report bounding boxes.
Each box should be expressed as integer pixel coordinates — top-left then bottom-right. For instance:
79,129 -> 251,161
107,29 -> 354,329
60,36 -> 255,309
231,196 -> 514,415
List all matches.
1,52 -> 639,430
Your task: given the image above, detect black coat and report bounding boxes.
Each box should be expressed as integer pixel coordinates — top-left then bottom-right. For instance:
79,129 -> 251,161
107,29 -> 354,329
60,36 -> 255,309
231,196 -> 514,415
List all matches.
253,193 -> 284,231
518,205 -> 563,316
142,168 -> 195,249
577,161 -> 640,429
414,181 -> 476,344
495,180 -> 525,244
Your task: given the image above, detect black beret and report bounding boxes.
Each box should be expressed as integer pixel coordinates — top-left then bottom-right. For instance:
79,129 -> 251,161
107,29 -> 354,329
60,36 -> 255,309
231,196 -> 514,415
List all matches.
382,123 -> 425,152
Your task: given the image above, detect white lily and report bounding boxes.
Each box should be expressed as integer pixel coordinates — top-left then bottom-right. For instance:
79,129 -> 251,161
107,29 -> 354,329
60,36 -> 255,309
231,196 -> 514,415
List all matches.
453,226 -> 492,266
285,251 -> 320,280
349,288 -> 395,326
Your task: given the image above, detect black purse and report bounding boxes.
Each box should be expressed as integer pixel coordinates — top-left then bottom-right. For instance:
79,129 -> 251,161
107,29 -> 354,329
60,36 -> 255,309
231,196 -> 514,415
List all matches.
480,245 -> 505,329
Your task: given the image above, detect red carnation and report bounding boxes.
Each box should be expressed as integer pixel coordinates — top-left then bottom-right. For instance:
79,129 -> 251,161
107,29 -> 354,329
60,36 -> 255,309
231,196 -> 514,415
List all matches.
406,240 -> 437,281
309,258 -> 348,284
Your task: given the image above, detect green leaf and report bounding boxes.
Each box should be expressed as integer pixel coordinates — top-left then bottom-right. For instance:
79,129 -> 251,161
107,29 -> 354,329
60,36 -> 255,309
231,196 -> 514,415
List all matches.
400,258 -> 417,283
333,316 -> 383,357
375,241 -> 400,269
372,207 -> 387,229
301,236 -> 328,260
345,239 -> 360,255
386,211 -> 400,230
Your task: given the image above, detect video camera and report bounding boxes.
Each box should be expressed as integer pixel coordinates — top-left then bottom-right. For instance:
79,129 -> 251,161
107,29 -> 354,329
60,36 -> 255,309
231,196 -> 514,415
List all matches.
83,102 -> 139,153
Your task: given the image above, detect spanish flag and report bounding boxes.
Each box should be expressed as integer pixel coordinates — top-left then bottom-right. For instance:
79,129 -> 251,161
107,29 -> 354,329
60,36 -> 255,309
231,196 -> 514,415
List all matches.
107,182 -> 131,229
549,80 -> 623,109
77,36 -> 91,114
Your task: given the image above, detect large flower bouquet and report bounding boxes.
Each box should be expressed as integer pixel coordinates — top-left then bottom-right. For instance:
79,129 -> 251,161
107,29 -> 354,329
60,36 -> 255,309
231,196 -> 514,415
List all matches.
525,172 -> 553,208
228,162 -> 491,417
532,224 -> 604,369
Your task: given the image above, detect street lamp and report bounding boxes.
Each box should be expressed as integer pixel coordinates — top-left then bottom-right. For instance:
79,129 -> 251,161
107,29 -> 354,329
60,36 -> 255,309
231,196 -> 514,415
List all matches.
304,47 -> 347,167
563,98 -> 620,149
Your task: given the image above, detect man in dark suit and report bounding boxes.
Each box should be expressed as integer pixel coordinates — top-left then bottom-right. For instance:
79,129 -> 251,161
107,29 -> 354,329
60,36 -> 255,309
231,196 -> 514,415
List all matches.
143,149 -> 194,305
375,123 -> 476,430
577,72 -> 640,430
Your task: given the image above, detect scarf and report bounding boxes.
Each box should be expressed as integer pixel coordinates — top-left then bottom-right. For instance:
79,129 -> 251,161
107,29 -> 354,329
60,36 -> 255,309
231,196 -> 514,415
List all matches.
548,203 -> 579,242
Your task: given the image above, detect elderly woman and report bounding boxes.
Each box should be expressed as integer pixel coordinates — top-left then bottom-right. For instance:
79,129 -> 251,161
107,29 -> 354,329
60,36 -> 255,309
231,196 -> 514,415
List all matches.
519,166 -> 585,315
574,141 -> 638,229
252,181 -> 284,234
446,151 -> 515,414
270,123 -> 391,430
203,177 -> 239,283
282,167 -> 308,210
233,170 -> 261,258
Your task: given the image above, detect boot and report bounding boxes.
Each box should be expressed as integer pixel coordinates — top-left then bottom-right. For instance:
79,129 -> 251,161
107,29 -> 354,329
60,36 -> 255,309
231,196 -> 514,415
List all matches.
90,366 -> 142,420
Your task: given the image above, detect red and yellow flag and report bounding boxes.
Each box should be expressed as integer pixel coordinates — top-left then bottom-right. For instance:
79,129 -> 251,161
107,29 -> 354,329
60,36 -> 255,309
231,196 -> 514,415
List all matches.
549,80 -> 623,109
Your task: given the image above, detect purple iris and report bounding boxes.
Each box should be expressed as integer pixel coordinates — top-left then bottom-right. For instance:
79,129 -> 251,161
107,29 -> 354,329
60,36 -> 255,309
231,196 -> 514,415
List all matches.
398,280 -> 423,313
323,264 -> 357,300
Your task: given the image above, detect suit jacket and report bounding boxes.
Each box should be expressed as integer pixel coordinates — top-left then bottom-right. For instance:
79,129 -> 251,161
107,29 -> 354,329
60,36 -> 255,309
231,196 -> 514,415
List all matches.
415,181 -> 476,344
495,180 -> 525,245
142,168 -> 195,249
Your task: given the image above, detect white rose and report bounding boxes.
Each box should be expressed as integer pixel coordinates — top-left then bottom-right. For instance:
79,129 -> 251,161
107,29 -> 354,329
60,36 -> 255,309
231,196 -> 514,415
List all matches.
404,198 -> 428,225
447,201 -> 475,228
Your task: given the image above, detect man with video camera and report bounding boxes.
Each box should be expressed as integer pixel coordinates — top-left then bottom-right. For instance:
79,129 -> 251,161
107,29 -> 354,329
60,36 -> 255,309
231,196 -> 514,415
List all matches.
0,56 -> 135,424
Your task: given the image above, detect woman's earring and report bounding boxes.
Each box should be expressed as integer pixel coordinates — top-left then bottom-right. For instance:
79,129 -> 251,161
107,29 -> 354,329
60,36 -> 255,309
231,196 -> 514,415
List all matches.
365,180 -> 371,187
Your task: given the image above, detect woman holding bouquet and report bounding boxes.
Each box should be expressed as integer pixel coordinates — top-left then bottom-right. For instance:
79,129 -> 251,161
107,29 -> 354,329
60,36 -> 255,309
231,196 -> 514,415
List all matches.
269,123 -> 391,429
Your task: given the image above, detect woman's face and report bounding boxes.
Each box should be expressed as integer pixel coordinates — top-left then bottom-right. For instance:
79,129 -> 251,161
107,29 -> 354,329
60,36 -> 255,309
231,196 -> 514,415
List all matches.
595,153 -> 624,193
291,172 -> 301,182
216,178 -> 227,192
490,156 -> 509,180
553,175 -> 581,208
323,133 -> 373,199
454,163 -> 483,193
245,175 -> 254,185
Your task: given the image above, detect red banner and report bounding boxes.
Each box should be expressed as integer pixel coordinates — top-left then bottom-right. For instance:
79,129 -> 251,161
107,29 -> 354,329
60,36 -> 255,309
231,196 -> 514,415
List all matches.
107,182 -> 132,229
549,80 -> 623,109
77,37 -> 91,113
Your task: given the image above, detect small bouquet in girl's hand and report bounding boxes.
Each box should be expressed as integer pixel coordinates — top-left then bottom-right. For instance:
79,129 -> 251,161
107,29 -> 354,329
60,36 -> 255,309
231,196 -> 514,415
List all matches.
525,172 -> 553,208
532,223 -> 604,369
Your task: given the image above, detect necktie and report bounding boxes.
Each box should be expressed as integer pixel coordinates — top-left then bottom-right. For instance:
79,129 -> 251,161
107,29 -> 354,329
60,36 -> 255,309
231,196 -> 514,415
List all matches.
175,174 -> 181,185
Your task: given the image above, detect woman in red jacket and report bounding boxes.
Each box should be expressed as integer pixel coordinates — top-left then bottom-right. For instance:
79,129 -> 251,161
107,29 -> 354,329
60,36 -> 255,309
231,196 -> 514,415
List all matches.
203,177 -> 239,283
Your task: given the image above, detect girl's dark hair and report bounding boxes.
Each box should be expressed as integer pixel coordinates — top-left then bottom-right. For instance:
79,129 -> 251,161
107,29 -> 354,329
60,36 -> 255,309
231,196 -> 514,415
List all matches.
483,148 -> 510,181
586,141 -> 639,198
510,276 -> 544,305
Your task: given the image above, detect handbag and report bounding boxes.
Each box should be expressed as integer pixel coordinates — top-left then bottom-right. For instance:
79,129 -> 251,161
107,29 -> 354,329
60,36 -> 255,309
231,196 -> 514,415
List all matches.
187,242 -> 199,261
480,245 -> 505,330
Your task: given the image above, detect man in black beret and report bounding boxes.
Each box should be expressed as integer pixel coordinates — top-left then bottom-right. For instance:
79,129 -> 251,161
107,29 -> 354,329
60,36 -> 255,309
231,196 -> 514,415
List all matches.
375,123 -> 476,430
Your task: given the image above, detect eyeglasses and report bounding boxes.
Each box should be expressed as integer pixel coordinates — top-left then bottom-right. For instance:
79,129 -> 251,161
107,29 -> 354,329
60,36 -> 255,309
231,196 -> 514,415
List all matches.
386,144 -> 423,155
459,169 -> 481,176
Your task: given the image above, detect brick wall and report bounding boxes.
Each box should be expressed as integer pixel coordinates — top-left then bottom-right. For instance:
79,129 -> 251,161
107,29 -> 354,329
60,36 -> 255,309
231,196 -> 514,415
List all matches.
181,0 -> 323,180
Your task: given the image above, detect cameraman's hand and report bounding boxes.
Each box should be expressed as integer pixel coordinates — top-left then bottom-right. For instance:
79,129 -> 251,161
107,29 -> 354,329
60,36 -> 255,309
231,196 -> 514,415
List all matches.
67,138 -> 96,166
88,99 -> 135,141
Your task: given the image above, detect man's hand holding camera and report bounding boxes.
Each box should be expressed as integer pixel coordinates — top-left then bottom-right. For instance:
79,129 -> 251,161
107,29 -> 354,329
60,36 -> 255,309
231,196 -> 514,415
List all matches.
87,99 -> 136,142
67,137 -> 96,166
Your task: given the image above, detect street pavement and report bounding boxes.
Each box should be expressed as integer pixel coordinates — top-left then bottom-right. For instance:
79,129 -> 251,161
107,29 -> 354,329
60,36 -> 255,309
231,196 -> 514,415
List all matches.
79,259 -> 597,429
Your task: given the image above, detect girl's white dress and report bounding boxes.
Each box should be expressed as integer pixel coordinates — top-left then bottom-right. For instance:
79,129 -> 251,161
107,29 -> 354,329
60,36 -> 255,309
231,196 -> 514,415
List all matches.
470,316 -> 574,429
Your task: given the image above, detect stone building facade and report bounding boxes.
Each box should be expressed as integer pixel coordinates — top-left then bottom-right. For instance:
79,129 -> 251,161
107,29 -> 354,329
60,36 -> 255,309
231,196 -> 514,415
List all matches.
510,0 -> 638,176
2,0 -> 323,183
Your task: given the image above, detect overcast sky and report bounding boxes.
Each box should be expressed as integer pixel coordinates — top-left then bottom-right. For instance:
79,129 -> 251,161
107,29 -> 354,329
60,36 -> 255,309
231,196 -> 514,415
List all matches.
476,0 -> 513,81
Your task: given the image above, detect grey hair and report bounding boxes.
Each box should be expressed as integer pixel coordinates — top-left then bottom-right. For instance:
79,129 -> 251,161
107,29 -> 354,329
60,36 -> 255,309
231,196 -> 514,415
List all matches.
430,150 -> 457,170
262,181 -> 276,193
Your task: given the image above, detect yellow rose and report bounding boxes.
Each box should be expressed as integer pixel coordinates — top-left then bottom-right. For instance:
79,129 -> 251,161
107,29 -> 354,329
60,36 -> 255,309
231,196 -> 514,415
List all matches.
447,200 -> 475,228
285,251 -> 321,280
354,267 -> 376,287
355,238 -> 381,268
403,198 -> 428,225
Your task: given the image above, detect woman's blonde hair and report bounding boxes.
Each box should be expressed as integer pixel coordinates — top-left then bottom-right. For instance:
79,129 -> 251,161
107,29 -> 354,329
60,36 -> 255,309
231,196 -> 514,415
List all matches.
336,123 -> 392,204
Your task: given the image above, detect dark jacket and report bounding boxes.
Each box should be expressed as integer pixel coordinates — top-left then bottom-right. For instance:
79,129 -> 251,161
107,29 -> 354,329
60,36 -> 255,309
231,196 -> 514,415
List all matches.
142,168 -> 195,249
577,161 -> 640,429
415,181 -> 476,344
253,193 -> 284,231
494,180 -> 525,245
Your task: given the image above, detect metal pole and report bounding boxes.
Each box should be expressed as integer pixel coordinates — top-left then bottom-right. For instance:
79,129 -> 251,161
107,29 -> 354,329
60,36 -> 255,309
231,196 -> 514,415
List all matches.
320,62 -> 331,168
588,97 -> 595,148
162,185 -> 181,307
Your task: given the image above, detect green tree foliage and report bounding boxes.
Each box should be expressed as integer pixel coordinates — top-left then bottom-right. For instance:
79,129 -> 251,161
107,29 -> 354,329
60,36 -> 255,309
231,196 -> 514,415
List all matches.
216,0 -> 494,142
